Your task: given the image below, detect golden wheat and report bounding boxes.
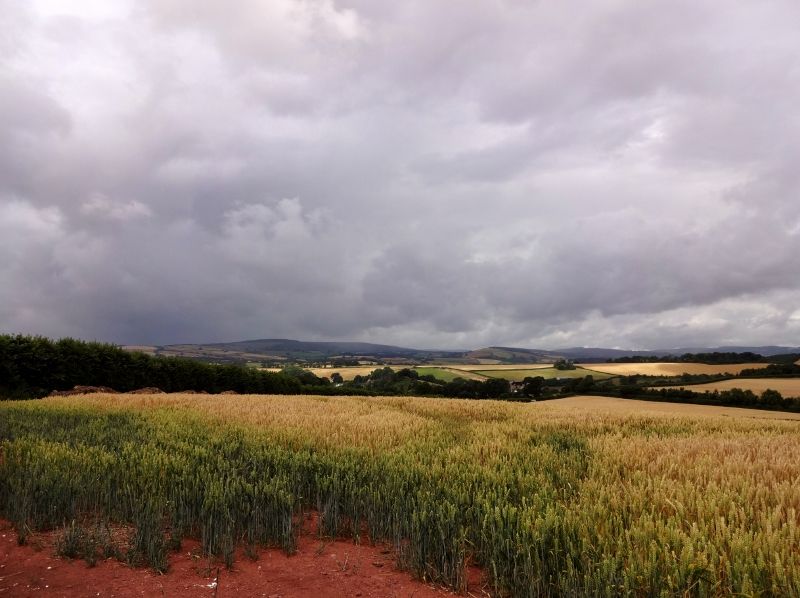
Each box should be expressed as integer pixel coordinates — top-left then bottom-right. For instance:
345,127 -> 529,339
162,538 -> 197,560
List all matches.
1,393 -> 798,596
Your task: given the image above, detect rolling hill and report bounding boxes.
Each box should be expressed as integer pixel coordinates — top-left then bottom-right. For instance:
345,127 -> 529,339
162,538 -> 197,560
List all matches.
124,339 -> 466,364
121,339 -> 800,366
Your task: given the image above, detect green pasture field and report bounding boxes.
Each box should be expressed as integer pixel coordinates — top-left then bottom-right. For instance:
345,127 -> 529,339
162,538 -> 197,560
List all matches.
413,366 -> 486,382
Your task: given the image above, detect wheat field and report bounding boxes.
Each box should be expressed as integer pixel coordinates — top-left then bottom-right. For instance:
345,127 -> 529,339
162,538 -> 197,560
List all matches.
547,394 -> 800,420
651,377 -> 800,398
264,366 -> 385,380
2,393 -> 799,596
579,362 -> 770,376
265,365 -> 489,381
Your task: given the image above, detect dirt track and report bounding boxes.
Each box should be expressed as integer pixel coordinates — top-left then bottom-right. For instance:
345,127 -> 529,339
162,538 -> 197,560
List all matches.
0,519 -> 483,598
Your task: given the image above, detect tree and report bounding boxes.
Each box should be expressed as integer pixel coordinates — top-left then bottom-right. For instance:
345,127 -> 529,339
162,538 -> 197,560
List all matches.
759,389 -> 783,406
521,376 -> 545,398
482,378 -> 511,398
576,375 -> 595,392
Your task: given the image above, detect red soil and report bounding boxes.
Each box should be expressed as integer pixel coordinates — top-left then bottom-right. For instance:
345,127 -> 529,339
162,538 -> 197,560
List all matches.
0,520 -> 488,598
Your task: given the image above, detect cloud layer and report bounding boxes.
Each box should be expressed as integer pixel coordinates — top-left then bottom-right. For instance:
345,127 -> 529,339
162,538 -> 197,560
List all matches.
1,0 -> 799,349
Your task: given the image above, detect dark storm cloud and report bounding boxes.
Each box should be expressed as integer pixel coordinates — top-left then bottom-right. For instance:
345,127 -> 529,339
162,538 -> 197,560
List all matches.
1,0 -> 799,348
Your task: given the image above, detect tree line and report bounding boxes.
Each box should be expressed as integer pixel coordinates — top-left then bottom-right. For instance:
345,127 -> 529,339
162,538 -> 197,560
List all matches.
610,351 -> 800,364
621,386 -> 800,412
587,370 -> 800,413
0,335 -> 302,399
0,335 -> 550,401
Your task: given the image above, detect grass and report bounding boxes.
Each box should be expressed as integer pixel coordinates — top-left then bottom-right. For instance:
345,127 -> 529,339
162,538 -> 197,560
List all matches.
2,393 -> 800,595
413,367 -> 485,382
474,366 -> 613,381
444,363 -> 553,371
413,367 -> 462,382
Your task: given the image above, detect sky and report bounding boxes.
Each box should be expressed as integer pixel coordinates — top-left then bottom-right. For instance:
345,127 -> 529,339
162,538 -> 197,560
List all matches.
1,0 -> 799,350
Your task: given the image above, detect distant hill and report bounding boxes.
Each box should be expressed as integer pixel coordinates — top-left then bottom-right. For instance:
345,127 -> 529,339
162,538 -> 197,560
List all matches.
671,346 -> 800,357
557,346 -> 800,361
124,339 -> 465,365
122,339 -> 800,366
456,345 -> 800,363
556,347 -> 665,361
465,346 -> 562,364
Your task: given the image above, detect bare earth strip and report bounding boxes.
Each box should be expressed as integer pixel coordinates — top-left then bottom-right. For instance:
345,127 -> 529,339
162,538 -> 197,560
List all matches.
578,362 -> 769,376
544,395 -> 800,421
651,378 -> 800,398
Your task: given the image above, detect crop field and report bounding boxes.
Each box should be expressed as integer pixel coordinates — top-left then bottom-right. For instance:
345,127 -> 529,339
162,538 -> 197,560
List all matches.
547,394 -> 800,420
652,377 -> 800,398
120,345 -> 159,356
265,365 -> 489,382
445,363 -> 553,371
474,366 -> 613,382
578,362 -> 770,376
413,367 -> 485,382
264,366 -> 384,380
308,366 -> 385,380
2,393 -> 800,596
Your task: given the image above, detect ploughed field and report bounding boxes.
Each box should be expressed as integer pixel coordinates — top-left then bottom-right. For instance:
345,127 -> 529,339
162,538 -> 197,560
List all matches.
652,377 -> 800,398
2,394 -> 800,596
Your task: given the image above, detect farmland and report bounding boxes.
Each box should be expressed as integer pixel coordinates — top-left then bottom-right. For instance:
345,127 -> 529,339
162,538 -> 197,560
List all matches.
265,366 -> 489,382
287,363 -> 612,383
413,367 -> 485,382
652,377 -> 800,398
548,394 -> 800,420
474,366 -> 613,381
579,362 -> 770,376
444,363 -> 553,371
2,393 -> 800,595
272,366 -> 387,381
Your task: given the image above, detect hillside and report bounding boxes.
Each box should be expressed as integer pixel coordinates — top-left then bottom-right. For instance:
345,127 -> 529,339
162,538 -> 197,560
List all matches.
464,346 -> 562,364
122,339 -> 800,366
125,339 -> 466,365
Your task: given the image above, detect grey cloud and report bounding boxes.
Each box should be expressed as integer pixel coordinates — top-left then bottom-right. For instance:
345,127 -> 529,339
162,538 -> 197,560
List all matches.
1,1 -> 799,348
